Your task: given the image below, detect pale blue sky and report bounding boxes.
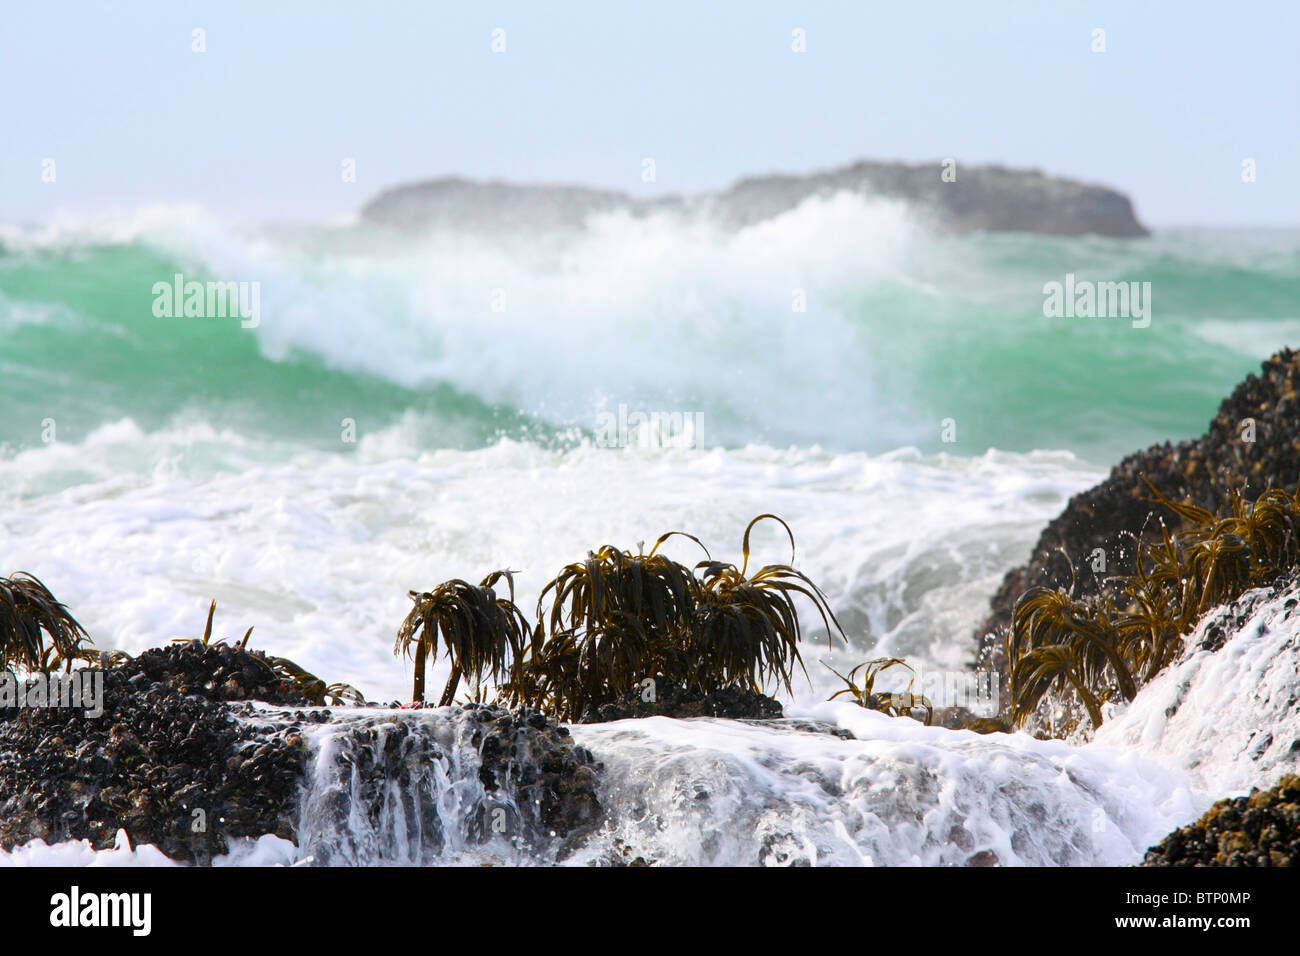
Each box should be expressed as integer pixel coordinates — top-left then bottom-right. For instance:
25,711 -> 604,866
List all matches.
3,0 -> 1297,226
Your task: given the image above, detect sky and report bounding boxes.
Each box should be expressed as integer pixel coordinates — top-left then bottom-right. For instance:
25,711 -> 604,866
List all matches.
2,0 -> 1297,227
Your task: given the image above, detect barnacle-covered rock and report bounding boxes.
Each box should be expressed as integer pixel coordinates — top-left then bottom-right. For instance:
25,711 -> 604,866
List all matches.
579,681 -> 783,722
1143,774 -> 1300,866
0,642 -> 313,862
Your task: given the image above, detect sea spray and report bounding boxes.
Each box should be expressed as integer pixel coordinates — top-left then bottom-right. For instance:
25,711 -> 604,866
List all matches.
286,707 -> 1198,867
5,209 -> 1295,459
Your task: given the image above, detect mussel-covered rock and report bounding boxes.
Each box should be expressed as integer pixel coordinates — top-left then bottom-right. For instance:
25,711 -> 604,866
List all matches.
580,682 -> 783,722
295,703 -> 603,865
0,641 -> 316,863
1143,774 -> 1300,866
1,641 -> 607,865
468,704 -> 602,844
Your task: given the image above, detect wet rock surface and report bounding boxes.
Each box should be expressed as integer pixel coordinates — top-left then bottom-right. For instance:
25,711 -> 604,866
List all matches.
977,349 -> 1300,671
932,707 -> 1014,734
1,643 -> 604,864
739,716 -> 856,740
470,703 -> 603,846
296,703 -> 602,865
579,682 -> 783,722
595,837 -> 656,867
1144,774 -> 1300,867
0,642 -> 314,863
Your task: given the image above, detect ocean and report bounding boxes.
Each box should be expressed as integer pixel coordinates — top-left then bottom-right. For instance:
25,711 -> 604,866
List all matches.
2,197 -> 1298,865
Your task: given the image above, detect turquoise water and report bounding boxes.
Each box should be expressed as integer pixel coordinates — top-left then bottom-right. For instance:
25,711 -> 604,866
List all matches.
3,209 -> 1297,467
0,204 -> 1291,868
0,200 -> 1297,705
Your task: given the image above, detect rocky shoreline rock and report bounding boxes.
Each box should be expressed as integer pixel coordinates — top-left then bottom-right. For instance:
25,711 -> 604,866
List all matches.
0,642 -> 603,864
976,349 -> 1300,673
578,683 -> 783,723
0,642 -> 312,863
1143,774 -> 1300,867
360,160 -> 1148,238
294,702 -> 603,865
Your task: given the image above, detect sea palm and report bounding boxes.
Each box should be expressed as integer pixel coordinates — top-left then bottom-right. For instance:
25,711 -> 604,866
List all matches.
824,657 -> 932,723
397,570 -> 531,705
518,532 -> 706,719
1008,579 -> 1135,728
693,515 -> 845,697
0,573 -> 90,674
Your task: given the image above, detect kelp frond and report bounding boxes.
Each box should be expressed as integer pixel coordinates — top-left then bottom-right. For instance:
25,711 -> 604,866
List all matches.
824,657 -> 933,724
0,572 -> 90,674
1008,472 -> 1300,732
397,570 -> 531,706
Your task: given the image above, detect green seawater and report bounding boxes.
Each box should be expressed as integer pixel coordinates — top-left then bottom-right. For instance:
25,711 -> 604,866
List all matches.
2,224 -> 1297,467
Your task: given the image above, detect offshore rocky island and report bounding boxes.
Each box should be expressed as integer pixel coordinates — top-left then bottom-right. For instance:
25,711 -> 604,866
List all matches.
360,159 -> 1150,237
3,352 -> 1300,866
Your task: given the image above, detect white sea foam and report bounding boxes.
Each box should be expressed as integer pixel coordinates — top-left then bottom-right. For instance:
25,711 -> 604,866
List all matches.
1093,578 -> 1300,794
0,419 -> 1099,704
0,826 -> 295,867
7,429 -> 1300,868
564,706 -> 1201,867
0,203 -> 211,251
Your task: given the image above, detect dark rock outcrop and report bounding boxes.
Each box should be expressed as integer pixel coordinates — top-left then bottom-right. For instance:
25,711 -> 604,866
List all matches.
360,160 -> 1149,238
705,161 -> 1148,236
0,643 -> 314,863
579,682 -> 783,723
0,643 -> 603,864
296,703 -> 602,865
1143,774 -> 1300,867
976,349 -> 1300,672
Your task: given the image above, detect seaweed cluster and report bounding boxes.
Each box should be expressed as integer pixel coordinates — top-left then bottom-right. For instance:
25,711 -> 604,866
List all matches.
0,573 -> 90,673
978,348 -> 1300,668
823,658 -> 934,724
398,515 -> 844,721
1006,476 -> 1300,730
